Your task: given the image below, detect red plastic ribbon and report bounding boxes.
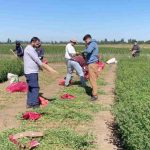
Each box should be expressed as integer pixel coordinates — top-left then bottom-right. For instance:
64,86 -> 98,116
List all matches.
22,112 -> 42,121
61,93 -> 76,100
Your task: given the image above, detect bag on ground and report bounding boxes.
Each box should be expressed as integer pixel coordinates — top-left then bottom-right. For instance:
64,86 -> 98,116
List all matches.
22,112 -> 42,121
6,81 -> 28,93
7,73 -> 19,84
106,58 -> 117,64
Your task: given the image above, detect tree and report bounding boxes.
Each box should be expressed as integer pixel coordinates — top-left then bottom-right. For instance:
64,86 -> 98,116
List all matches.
104,38 -> 108,44
7,38 -> 11,43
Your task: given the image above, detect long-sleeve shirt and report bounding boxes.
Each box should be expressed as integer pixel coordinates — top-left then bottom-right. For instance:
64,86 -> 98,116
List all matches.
84,39 -> 99,64
132,45 -> 140,52
23,45 -> 42,74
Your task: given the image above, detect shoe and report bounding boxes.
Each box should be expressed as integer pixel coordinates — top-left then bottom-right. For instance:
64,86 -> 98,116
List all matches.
26,105 -> 40,109
33,105 -> 40,109
26,105 -> 32,109
91,96 -> 98,101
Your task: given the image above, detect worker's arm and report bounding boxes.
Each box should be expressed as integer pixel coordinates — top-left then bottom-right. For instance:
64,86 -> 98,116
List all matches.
28,49 -> 58,74
84,42 -> 95,54
69,53 -> 77,57
41,63 -> 58,74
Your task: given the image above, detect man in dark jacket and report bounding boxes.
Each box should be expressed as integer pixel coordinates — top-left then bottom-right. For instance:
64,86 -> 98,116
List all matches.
131,41 -> 140,57
15,41 -> 24,57
83,34 -> 99,101
36,43 -> 45,61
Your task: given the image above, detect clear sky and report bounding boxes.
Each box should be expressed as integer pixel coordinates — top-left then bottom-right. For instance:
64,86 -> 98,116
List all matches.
0,0 -> 150,42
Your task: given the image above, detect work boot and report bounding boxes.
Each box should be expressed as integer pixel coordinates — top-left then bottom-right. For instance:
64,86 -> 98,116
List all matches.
91,95 -> 98,101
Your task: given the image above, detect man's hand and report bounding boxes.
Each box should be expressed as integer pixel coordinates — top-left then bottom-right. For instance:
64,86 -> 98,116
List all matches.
76,52 -> 80,55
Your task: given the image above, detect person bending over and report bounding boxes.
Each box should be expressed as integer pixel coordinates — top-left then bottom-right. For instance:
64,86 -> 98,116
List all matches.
65,39 -> 86,87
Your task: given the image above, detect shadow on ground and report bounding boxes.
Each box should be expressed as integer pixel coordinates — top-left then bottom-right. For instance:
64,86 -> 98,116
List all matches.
106,121 -> 125,150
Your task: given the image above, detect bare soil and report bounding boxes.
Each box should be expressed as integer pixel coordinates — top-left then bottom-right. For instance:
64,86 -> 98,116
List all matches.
91,64 -> 123,150
0,64 -> 65,131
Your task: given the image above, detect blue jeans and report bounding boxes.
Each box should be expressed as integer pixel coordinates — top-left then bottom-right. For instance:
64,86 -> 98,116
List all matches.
25,73 -> 39,106
65,60 -> 86,86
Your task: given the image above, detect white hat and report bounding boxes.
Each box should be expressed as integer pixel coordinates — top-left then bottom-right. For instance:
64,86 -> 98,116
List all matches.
70,39 -> 77,43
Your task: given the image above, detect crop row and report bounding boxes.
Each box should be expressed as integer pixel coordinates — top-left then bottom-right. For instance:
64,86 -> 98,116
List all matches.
114,57 -> 150,150
0,58 -> 23,82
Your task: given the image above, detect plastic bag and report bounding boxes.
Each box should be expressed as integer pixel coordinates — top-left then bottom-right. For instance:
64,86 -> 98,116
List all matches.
39,97 -> 49,107
97,62 -> 105,72
97,62 -> 105,69
22,112 -> 42,121
61,93 -> 76,100
84,70 -> 89,80
106,58 -> 117,64
6,82 -> 28,93
7,73 -> 19,84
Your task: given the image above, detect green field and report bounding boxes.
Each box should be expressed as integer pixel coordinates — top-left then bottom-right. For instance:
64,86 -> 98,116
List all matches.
0,44 -> 150,149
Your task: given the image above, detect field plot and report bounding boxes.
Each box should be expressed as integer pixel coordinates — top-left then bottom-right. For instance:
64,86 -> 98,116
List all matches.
0,44 -> 150,149
114,57 -> 150,150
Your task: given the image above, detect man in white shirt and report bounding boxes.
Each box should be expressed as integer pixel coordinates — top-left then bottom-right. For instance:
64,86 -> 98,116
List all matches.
65,39 -> 86,87
65,39 -> 76,60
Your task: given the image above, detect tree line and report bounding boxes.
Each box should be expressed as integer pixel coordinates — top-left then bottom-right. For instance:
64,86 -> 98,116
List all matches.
1,38 -> 150,44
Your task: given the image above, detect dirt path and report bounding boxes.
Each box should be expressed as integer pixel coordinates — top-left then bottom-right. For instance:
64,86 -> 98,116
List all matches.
91,64 -> 122,150
0,64 -> 65,131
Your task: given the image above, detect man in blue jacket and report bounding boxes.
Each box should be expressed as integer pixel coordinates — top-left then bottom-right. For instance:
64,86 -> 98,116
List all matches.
83,34 -> 99,101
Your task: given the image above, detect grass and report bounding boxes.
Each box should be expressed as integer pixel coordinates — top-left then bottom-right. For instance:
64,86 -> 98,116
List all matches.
1,44 -> 150,63
0,58 -> 23,83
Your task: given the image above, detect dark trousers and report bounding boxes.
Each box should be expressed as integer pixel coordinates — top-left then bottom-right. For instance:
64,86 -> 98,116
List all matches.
25,73 -> 39,106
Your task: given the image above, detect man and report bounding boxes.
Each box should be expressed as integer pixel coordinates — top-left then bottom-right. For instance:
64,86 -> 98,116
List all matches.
131,41 -> 140,57
65,39 -> 86,87
36,43 -> 44,61
83,34 -> 99,101
14,41 -> 24,58
24,37 -> 58,108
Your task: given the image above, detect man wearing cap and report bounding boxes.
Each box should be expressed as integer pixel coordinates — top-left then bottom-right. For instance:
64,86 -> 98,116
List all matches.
131,41 -> 140,57
65,39 -> 86,87
83,34 -> 99,101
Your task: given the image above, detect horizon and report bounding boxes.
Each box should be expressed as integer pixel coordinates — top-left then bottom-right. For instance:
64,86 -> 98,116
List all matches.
0,0 -> 150,41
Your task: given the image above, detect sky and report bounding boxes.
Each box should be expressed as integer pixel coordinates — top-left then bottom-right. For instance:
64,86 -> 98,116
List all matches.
0,0 -> 150,42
